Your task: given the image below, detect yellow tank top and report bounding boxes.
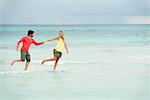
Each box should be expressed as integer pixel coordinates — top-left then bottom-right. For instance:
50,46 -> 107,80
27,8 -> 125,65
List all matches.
55,37 -> 65,52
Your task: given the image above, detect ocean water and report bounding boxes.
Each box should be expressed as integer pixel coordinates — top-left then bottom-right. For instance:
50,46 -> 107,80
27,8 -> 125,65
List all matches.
0,24 -> 149,100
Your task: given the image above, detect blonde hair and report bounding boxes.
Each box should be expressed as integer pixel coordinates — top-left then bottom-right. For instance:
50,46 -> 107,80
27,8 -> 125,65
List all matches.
59,31 -> 65,40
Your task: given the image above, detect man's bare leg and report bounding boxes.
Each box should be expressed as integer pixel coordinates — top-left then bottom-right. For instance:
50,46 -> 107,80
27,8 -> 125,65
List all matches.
24,62 -> 29,71
11,59 -> 23,66
54,57 -> 60,70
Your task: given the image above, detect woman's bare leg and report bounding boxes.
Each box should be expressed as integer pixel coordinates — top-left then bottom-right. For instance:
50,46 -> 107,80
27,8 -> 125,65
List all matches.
11,59 -> 23,66
53,57 -> 60,70
42,57 -> 56,64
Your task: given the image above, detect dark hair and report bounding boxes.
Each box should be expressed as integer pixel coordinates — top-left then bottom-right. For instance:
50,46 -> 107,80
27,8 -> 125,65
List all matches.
27,30 -> 34,36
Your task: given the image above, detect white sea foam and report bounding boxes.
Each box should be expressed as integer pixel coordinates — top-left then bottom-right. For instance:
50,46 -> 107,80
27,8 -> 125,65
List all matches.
0,71 -> 31,75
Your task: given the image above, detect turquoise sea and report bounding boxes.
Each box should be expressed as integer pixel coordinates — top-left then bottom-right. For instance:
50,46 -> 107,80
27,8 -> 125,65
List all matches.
0,24 -> 149,100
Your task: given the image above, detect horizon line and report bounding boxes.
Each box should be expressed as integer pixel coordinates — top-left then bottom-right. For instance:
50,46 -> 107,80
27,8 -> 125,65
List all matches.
0,23 -> 149,26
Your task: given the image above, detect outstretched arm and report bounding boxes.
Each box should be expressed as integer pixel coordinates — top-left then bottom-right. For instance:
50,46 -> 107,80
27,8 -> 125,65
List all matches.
64,40 -> 69,54
16,37 -> 24,51
32,39 -> 44,45
47,36 -> 59,42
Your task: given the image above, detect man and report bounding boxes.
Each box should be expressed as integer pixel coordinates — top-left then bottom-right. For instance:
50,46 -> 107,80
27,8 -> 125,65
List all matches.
11,30 -> 45,71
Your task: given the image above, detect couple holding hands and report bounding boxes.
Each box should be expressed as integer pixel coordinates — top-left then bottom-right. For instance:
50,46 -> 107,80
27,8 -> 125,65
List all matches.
11,30 -> 69,71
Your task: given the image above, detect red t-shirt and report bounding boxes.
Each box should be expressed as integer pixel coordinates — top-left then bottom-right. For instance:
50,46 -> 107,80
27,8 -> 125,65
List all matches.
17,36 -> 43,52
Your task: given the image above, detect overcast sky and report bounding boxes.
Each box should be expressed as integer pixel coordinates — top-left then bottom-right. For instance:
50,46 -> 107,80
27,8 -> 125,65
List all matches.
0,0 -> 149,24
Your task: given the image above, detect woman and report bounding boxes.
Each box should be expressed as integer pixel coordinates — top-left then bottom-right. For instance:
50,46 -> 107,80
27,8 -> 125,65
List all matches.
42,31 -> 69,70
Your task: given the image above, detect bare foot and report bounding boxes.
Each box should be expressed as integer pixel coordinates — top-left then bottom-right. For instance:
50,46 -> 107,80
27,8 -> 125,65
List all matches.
41,60 -> 45,65
11,62 -> 14,66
